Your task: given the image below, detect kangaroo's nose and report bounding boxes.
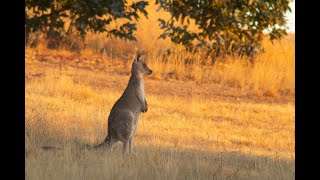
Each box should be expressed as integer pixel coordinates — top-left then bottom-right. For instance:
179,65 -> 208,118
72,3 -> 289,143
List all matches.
149,70 -> 153,75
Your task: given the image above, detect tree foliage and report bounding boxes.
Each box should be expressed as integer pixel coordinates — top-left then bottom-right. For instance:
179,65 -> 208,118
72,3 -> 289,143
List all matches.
156,0 -> 291,61
25,0 -> 148,48
26,0 -> 292,61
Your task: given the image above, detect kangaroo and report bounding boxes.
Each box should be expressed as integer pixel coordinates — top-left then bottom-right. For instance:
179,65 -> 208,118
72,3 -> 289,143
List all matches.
94,51 -> 152,154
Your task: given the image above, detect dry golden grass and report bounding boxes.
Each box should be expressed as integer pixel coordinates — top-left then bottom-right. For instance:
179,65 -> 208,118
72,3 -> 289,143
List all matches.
26,58 -> 294,179
25,2 -> 294,179
26,33 -> 295,97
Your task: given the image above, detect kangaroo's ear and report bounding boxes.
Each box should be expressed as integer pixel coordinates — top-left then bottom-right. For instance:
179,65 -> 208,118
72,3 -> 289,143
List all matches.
135,51 -> 144,62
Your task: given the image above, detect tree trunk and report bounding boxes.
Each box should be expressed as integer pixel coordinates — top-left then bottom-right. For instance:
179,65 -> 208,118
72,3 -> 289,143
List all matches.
47,1 -> 59,49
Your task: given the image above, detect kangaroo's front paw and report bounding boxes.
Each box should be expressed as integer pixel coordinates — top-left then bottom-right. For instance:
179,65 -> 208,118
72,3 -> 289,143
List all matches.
141,106 -> 148,113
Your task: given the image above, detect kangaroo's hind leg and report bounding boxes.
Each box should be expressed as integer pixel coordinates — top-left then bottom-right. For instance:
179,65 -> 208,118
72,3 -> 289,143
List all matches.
123,139 -> 130,154
123,124 -> 134,154
129,113 -> 140,154
124,132 -> 137,154
129,136 -> 134,154
114,110 -> 135,154
128,124 -> 138,154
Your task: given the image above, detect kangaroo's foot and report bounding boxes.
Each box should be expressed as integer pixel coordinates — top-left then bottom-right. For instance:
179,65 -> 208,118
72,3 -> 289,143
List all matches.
129,151 -> 137,157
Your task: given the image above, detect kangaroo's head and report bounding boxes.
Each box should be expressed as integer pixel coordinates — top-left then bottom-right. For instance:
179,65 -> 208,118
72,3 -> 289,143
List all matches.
132,51 -> 153,76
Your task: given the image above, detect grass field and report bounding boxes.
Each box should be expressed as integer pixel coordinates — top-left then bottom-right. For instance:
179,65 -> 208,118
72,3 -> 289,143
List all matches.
25,46 -> 294,179
25,2 -> 294,179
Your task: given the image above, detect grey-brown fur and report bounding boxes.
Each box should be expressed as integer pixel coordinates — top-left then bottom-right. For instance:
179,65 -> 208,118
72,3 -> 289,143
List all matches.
95,51 -> 152,154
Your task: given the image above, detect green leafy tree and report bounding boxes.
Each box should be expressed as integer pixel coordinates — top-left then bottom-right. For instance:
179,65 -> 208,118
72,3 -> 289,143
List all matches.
25,0 -> 148,48
156,0 -> 291,62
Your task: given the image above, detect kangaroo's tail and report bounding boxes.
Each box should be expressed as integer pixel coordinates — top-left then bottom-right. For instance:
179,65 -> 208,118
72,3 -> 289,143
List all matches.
41,146 -> 62,151
41,144 -> 98,151
41,137 -> 111,151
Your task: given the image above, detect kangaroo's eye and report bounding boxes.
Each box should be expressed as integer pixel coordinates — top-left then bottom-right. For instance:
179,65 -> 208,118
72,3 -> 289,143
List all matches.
143,64 -> 146,67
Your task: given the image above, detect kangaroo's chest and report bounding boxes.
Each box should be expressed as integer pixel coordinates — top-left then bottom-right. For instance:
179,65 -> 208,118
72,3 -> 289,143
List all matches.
134,79 -> 144,99
139,80 -> 145,98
